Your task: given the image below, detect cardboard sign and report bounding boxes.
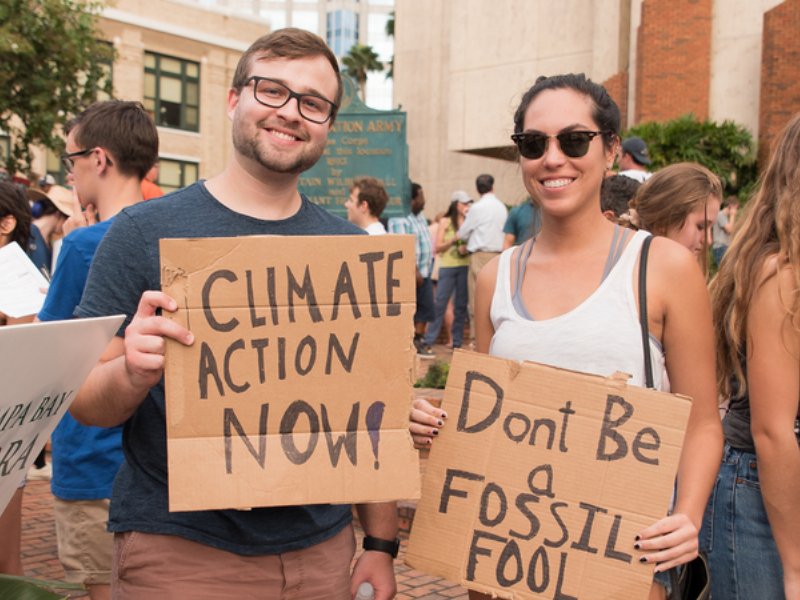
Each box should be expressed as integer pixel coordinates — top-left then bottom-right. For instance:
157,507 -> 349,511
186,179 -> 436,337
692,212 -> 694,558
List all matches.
0,315 -> 124,513
160,234 -> 421,511
406,351 -> 692,600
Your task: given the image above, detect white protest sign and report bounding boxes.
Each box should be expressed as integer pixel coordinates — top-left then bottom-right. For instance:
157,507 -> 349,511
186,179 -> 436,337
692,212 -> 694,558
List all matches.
0,241 -> 49,318
0,315 -> 124,512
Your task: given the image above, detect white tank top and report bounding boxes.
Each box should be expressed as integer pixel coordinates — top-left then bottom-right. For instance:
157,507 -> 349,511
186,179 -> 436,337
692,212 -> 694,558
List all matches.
489,229 -> 668,391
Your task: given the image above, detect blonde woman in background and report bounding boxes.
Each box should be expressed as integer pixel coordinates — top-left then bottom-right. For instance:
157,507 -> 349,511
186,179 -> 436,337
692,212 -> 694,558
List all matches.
629,162 -> 722,273
701,113 -> 800,600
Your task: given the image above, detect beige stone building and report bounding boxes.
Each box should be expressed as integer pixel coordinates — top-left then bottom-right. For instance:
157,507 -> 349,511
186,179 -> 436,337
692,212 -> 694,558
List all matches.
28,0 -> 265,192
393,0 -> 793,217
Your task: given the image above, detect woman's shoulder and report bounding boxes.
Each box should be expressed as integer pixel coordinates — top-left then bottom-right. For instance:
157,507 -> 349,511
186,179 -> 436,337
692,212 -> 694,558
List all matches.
646,235 -> 700,277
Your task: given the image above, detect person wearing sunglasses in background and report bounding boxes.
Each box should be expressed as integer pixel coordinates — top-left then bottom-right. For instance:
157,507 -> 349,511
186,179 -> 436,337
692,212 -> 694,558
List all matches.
411,73 -> 723,600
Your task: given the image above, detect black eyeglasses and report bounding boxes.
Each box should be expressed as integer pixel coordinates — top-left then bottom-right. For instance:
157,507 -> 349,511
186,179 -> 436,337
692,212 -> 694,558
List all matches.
245,76 -> 337,124
60,148 -> 93,174
510,130 -> 609,160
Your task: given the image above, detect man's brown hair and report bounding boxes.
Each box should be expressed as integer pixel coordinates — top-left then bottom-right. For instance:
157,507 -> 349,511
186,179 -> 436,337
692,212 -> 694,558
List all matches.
352,176 -> 389,218
231,28 -> 342,123
66,100 -> 159,181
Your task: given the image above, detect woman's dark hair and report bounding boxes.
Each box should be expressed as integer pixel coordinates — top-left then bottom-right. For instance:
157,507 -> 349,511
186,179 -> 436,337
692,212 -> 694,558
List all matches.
0,181 -> 32,249
513,73 -> 621,150
446,199 -> 460,232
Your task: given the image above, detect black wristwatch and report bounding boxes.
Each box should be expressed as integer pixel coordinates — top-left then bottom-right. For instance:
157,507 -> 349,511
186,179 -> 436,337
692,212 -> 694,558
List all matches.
362,535 -> 400,558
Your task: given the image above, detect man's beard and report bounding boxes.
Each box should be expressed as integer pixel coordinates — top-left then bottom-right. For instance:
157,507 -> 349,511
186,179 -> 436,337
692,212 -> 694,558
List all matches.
232,118 -> 325,174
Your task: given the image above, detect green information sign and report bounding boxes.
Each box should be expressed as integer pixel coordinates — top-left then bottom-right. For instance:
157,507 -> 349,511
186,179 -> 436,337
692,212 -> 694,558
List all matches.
300,77 -> 410,218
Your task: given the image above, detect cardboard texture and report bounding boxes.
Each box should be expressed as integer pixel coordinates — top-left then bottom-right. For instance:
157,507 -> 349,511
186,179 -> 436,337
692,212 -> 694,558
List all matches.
160,234 -> 420,511
0,315 -> 124,513
405,350 -> 692,600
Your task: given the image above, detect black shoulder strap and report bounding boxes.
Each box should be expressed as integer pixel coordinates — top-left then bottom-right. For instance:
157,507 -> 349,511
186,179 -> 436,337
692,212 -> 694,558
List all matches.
639,235 -> 654,389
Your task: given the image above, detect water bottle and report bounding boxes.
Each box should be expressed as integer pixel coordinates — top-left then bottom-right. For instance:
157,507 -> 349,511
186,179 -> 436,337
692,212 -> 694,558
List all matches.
354,581 -> 375,600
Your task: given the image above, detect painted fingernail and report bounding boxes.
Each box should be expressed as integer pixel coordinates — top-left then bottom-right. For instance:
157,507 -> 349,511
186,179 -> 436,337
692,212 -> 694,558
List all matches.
633,543 -> 641,550
440,412 -> 448,419
437,420 -> 444,427
639,557 -> 647,563
634,535 -> 641,541
432,429 -> 439,436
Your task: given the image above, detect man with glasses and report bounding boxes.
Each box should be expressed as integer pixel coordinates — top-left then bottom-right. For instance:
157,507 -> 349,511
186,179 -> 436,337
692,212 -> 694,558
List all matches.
69,29 -> 398,599
37,100 -> 158,600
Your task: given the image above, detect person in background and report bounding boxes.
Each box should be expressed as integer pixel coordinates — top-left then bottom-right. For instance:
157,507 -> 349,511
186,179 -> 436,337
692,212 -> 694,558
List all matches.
618,136 -> 653,182
27,185 -> 72,277
140,159 -> 164,200
345,176 -> 389,235
37,100 -> 157,600
702,113 -> 800,600
502,196 -> 541,249
600,173 -> 640,224
389,182 -> 435,357
0,180 -> 36,576
711,195 -> 738,268
456,174 -> 507,343
418,190 -> 471,356
629,162 -> 722,275
412,73 -> 722,600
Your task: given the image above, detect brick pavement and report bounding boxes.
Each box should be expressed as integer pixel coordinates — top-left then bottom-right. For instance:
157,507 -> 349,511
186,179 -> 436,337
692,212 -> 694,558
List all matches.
17,343 -> 468,599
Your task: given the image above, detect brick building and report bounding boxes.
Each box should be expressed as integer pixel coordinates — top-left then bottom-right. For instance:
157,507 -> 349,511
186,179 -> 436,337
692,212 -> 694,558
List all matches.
393,0 -> 800,216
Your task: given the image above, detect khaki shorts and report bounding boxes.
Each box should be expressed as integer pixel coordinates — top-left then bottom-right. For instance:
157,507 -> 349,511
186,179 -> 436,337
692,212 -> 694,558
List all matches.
53,497 -> 113,585
112,523 -> 356,599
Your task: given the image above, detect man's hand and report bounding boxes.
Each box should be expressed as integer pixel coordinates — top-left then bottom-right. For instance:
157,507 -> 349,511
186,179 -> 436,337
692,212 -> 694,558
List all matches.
62,186 -> 97,236
124,291 -> 193,392
350,550 -> 396,600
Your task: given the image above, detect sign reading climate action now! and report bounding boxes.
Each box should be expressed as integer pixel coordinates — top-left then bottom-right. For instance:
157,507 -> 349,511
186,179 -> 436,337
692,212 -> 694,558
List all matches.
160,235 -> 420,512
405,351 -> 691,600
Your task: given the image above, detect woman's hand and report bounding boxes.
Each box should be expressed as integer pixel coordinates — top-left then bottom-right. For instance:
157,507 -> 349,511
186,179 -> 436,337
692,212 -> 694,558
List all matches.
635,512 -> 698,573
409,397 -> 447,448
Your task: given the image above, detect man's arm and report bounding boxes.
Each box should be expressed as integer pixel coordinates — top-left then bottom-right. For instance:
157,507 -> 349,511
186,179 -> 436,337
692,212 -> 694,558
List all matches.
71,291 -> 194,427
350,502 -> 398,600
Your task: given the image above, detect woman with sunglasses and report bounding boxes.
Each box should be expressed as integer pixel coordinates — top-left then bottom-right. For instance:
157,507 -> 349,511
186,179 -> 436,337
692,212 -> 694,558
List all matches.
701,114 -> 800,600
410,74 -> 722,600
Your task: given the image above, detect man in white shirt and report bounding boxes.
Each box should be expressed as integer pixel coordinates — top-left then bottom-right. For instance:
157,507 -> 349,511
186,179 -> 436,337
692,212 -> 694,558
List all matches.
457,173 -> 507,341
344,176 -> 388,235
618,136 -> 652,183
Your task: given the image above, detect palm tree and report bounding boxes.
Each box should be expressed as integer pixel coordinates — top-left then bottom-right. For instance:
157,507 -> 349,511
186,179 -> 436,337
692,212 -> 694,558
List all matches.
342,44 -> 383,103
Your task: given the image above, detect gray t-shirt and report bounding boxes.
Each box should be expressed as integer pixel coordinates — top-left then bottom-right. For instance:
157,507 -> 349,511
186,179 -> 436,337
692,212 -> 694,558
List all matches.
76,181 -> 362,555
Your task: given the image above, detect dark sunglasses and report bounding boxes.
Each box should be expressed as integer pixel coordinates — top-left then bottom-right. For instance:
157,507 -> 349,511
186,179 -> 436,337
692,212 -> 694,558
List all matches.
510,130 -> 609,160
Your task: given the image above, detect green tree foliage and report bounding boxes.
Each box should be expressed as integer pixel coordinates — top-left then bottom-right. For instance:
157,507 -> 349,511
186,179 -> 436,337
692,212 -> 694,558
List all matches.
342,44 -> 383,102
624,114 -> 758,200
0,0 -> 114,175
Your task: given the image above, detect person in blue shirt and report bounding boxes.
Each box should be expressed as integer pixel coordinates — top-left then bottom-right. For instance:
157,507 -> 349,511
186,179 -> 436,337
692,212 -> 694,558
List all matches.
37,100 -> 158,600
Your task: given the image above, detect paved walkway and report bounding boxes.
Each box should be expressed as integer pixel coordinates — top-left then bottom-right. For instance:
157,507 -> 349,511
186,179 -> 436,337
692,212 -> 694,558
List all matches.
17,343 -> 469,599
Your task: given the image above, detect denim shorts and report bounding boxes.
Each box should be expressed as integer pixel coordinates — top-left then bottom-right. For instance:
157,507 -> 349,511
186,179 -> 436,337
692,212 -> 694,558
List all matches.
700,443 -> 784,599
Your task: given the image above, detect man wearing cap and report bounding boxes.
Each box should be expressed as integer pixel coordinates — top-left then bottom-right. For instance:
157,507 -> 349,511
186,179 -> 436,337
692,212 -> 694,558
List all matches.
618,136 -> 653,183
36,99 -> 157,600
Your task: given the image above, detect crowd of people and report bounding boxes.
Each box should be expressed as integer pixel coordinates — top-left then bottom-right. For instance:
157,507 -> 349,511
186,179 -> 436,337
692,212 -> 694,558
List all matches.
1,26 -> 798,600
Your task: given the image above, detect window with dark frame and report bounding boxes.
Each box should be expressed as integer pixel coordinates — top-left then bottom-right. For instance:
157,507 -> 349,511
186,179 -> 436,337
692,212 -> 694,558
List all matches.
158,158 -> 199,194
144,52 -> 200,132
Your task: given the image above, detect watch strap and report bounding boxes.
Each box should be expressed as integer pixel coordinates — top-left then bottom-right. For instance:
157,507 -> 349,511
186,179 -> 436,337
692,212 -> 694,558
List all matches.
362,535 -> 400,558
